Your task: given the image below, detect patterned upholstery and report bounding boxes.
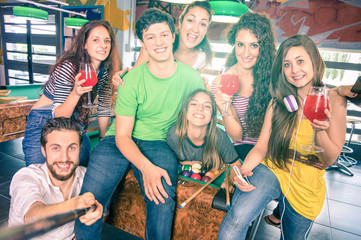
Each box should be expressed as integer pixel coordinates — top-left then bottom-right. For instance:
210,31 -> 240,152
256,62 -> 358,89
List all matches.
107,169 -> 226,239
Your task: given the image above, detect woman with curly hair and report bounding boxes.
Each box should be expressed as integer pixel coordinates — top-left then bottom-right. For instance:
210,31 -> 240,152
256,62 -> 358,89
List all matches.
218,34 -> 346,240
22,20 -> 120,167
213,12 -> 276,160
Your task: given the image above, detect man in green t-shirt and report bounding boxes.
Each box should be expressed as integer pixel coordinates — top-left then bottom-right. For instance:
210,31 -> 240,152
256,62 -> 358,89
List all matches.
75,8 -> 204,240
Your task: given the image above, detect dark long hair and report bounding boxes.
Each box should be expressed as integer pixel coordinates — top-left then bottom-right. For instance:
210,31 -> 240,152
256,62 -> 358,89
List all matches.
267,35 -> 325,169
175,89 -> 224,171
46,20 -> 120,127
173,0 -> 213,69
225,12 -> 276,137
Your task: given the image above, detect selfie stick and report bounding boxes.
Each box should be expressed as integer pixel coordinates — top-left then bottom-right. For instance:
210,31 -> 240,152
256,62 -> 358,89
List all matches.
0,205 -> 94,240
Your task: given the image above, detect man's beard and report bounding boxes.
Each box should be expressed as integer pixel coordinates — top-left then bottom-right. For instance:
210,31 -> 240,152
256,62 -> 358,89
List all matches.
47,161 -> 78,181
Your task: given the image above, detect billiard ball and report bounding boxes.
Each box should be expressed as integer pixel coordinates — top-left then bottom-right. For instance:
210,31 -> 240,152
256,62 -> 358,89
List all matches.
201,176 -> 211,182
192,168 -> 201,174
181,170 -> 191,177
182,164 -> 191,171
205,171 -> 215,179
190,173 -> 201,180
192,162 -> 202,170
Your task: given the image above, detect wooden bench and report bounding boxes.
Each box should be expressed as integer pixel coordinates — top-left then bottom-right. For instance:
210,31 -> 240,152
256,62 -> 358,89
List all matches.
107,169 -> 226,240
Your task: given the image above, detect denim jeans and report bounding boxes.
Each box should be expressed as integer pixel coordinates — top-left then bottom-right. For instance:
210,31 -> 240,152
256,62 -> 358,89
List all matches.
22,107 -> 91,167
218,164 -> 313,240
74,136 -> 178,240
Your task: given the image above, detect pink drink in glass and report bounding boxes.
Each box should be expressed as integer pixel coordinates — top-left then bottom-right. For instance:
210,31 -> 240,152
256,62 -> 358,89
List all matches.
80,70 -> 97,87
220,74 -> 239,96
303,94 -> 329,122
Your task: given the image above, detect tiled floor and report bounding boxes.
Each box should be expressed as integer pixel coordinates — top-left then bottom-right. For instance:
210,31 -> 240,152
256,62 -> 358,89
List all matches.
0,137 -> 360,239
254,160 -> 361,240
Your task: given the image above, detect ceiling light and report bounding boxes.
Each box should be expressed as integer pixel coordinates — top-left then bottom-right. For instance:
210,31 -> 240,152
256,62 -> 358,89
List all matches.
65,17 -> 89,29
15,0 -> 86,18
210,0 -> 249,23
12,6 -> 48,21
161,0 -> 194,3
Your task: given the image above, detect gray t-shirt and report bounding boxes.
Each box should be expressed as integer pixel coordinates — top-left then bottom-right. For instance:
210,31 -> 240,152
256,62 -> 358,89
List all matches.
166,124 -> 239,165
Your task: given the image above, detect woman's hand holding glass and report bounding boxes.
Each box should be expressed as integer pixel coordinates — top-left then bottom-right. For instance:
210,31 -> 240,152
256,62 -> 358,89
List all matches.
301,86 -> 331,152
310,107 -> 332,130
73,73 -> 93,97
79,62 -> 98,108
214,89 -> 234,117
219,74 -> 239,116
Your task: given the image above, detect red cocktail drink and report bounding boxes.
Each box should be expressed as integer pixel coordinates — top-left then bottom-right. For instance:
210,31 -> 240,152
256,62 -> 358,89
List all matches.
80,70 -> 97,87
303,94 -> 329,122
220,74 -> 239,96
301,86 -> 329,153
80,62 -> 98,108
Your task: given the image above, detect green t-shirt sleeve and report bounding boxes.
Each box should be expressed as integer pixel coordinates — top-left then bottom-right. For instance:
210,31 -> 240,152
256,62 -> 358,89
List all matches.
114,73 -> 138,117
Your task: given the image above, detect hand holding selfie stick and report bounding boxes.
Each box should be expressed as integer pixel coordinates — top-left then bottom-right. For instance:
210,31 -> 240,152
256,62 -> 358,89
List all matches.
0,205 -> 95,240
179,168 -> 226,209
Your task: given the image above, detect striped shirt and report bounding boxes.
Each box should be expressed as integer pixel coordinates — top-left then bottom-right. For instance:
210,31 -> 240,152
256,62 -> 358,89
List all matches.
231,94 -> 258,146
212,84 -> 258,146
43,60 -> 112,117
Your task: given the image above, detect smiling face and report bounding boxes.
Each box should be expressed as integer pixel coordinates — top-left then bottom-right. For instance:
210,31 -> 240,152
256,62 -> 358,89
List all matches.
186,92 -> 213,128
179,6 -> 210,49
283,46 -> 314,89
235,29 -> 260,70
41,130 -> 80,183
141,22 -> 175,63
84,26 -> 111,68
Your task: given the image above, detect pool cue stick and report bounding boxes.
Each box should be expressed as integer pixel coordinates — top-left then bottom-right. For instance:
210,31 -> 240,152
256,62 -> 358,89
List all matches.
0,205 -> 95,240
0,90 -> 11,96
179,168 -> 226,209
225,164 -> 230,208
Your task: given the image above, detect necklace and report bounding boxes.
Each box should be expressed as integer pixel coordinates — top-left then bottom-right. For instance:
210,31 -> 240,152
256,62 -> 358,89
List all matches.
192,146 -> 201,156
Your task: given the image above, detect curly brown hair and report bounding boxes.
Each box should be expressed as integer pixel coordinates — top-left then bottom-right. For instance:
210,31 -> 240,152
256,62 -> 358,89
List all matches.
225,12 -> 276,137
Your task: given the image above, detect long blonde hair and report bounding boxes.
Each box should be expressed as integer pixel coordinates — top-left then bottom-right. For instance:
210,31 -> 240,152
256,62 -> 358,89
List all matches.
175,89 -> 223,171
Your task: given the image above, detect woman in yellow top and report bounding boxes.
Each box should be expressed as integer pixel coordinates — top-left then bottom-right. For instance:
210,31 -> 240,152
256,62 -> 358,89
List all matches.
218,35 -> 347,240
